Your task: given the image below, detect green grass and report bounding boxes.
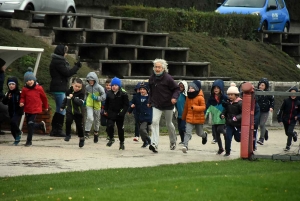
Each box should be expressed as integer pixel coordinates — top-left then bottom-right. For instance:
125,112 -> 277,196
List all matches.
1,159 -> 299,201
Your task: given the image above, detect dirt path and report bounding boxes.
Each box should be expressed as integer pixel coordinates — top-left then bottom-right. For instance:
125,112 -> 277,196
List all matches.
0,128 -> 299,177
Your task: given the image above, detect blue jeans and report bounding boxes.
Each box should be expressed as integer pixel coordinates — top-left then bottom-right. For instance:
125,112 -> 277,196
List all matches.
53,93 -> 66,115
225,125 -> 241,153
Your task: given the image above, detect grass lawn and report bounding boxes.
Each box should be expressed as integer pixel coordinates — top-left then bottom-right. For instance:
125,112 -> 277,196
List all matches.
1,159 -> 299,201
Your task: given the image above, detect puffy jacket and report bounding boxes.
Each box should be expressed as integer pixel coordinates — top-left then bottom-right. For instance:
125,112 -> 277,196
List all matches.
182,90 -> 206,124
20,83 -> 48,114
148,72 -> 180,110
128,93 -> 152,124
85,72 -> 106,110
104,88 -> 129,120
221,97 -> 243,127
256,78 -> 274,112
49,54 -> 80,92
61,87 -> 84,116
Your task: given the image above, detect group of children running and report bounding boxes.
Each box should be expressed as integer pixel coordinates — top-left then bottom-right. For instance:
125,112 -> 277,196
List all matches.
1,68 -> 299,154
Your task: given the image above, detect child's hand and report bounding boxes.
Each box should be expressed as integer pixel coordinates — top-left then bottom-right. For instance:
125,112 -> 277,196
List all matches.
232,116 -> 237,121
278,122 -> 283,125
295,116 -> 298,120
44,108 -> 48,112
8,93 -> 12,99
19,103 -> 24,107
60,108 -> 63,111
92,94 -> 98,100
221,115 -> 225,119
131,104 -> 135,108
69,94 -> 73,98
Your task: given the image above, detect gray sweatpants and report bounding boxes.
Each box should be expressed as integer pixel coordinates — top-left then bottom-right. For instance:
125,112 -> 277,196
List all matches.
85,106 -> 101,132
259,112 -> 269,140
151,107 -> 176,147
184,123 -> 205,148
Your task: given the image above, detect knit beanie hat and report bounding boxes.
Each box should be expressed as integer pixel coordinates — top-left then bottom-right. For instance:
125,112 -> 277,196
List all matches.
227,82 -> 239,94
27,67 -> 33,72
24,73 -> 36,82
54,45 -> 68,56
0,58 -> 6,67
189,80 -> 201,91
111,77 -> 122,87
139,82 -> 149,93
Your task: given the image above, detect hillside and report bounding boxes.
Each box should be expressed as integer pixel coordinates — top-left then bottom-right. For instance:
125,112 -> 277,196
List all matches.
0,26 -> 299,86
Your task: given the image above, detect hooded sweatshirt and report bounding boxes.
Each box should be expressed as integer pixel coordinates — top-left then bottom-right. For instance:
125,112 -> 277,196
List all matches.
2,77 -> 24,117
205,79 -> 228,125
85,72 -> 106,110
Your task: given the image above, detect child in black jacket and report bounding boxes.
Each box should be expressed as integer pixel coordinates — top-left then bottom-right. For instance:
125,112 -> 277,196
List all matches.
277,86 -> 300,151
2,77 -> 24,145
128,82 -> 152,148
104,77 -> 129,150
60,78 -> 85,147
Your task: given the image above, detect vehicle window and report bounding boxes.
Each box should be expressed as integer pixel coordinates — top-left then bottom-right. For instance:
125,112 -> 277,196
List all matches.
277,0 -> 285,8
223,0 -> 266,7
268,0 -> 277,7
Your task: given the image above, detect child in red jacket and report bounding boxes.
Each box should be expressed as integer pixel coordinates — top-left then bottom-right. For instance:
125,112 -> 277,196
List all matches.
20,73 -> 48,147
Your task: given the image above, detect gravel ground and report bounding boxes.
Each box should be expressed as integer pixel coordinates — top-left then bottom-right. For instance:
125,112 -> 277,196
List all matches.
0,127 -> 299,177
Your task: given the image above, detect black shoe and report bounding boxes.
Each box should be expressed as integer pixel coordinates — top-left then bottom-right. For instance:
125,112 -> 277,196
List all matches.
257,139 -> 264,145
40,121 -> 46,133
141,141 -> 149,148
284,146 -> 290,151
64,135 -> 71,142
264,129 -> 269,141
202,131 -> 208,145
217,148 -> 224,155
149,144 -> 158,153
85,132 -> 90,139
224,152 -> 230,157
106,138 -> 115,147
293,131 -> 298,142
94,135 -> 99,143
79,139 -> 85,148
170,143 -> 176,150
25,141 -> 32,147
119,142 -> 125,150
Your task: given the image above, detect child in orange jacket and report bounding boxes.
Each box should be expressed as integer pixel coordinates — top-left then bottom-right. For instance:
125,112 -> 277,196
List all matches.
181,80 -> 208,153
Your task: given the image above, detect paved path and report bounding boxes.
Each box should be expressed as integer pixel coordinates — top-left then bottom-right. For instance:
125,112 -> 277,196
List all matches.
0,128 -> 299,177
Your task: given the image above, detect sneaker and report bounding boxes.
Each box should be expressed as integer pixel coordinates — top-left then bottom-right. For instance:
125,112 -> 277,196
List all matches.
224,152 -> 230,157
211,139 -> 216,144
94,135 -> 99,143
170,143 -> 176,150
217,148 -> 224,155
202,132 -> 208,145
133,137 -> 139,142
25,141 -> 32,147
40,121 -> 46,133
64,135 -> 71,142
182,146 -> 188,153
119,143 -> 125,150
79,139 -> 85,148
264,129 -> 269,141
178,142 -> 184,145
284,146 -> 290,151
293,131 -> 298,142
257,140 -> 264,145
84,132 -> 90,139
106,136 -> 110,140
13,135 -> 21,145
141,141 -> 149,148
106,138 -> 115,147
149,144 -> 158,153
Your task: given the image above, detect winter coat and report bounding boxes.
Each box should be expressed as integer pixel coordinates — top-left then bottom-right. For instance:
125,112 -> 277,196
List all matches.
49,54 -> 80,93
205,79 -> 227,125
221,97 -> 243,127
20,83 -> 48,114
277,87 -> 300,124
2,77 -> 23,117
182,90 -> 206,124
256,78 -> 274,112
104,88 -> 129,120
175,80 -> 188,119
85,72 -> 106,110
148,72 -> 180,110
128,93 -> 152,124
61,87 -> 85,116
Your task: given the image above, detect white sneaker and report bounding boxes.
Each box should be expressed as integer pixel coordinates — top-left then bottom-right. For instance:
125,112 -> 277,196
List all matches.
182,146 -> 188,153
211,139 -> 216,144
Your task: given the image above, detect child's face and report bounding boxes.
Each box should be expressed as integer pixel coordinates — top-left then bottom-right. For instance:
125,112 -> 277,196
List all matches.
213,86 -> 221,95
26,80 -> 34,87
290,90 -> 296,99
227,94 -> 237,101
259,83 -> 266,90
8,83 -> 16,90
140,88 -> 147,96
73,82 -> 82,92
105,82 -> 111,90
188,86 -> 195,92
89,80 -> 95,86
112,84 -> 119,92
179,83 -> 184,92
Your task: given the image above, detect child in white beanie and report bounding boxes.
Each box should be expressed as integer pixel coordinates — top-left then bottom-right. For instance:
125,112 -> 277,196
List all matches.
220,82 -> 242,156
